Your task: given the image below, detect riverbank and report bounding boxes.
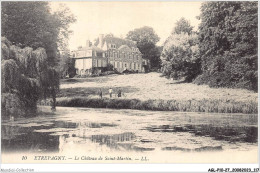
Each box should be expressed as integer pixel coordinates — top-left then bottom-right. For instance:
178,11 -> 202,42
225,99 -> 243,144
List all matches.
55,97 -> 257,114
55,72 -> 258,114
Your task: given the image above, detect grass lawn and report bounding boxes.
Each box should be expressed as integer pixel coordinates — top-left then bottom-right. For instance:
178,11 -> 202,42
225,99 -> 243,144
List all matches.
55,72 -> 258,114
60,73 -> 257,102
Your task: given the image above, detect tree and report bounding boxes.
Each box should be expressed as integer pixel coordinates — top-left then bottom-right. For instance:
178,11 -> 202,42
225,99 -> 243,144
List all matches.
126,26 -> 161,69
195,1 -> 257,91
126,26 -> 159,45
1,37 -> 59,118
160,17 -> 200,82
94,33 -> 114,46
172,17 -> 194,35
161,33 -> 200,82
1,2 -> 76,118
57,51 -> 76,78
1,2 -> 76,67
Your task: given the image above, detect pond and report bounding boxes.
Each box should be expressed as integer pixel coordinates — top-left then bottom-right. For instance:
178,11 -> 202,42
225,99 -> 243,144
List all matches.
1,106 -> 258,163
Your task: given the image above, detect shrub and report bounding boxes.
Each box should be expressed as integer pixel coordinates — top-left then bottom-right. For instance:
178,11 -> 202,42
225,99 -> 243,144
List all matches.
56,97 -> 257,114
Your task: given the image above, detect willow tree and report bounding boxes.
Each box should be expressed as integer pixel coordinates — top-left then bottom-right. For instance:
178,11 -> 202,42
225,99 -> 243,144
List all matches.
1,37 -> 59,119
2,2 -> 76,119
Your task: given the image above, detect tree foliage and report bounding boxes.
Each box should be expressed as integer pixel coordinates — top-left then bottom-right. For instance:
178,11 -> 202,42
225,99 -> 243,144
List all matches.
195,1 -> 258,91
126,26 -> 159,45
1,2 -> 75,118
172,17 -> 194,35
161,32 -> 200,82
1,37 -> 59,118
58,51 -> 76,78
126,26 -> 162,68
1,1 -> 76,67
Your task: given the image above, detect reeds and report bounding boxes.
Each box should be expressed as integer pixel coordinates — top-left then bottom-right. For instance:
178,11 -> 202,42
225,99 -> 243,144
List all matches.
55,97 -> 257,114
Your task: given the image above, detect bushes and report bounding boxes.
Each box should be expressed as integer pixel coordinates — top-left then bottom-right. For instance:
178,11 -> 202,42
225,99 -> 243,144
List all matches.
56,97 -> 257,114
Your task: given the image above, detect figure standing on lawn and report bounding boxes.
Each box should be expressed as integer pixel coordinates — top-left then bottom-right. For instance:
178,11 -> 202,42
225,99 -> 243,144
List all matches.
99,89 -> 102,99
109,88 -> 113,98
118,89 -> 122,98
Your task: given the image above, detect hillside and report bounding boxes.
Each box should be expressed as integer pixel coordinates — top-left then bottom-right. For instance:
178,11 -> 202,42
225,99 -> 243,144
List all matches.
52,73 -> 258,114
60,72 -> 257,103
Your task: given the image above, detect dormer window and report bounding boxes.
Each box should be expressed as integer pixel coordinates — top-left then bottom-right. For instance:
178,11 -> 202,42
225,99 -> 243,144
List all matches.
132,47 -> 138,52
111,44 -> 116,49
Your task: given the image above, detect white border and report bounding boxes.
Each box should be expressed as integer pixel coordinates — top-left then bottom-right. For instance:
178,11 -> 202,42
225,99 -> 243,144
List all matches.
0,0 -> 259,172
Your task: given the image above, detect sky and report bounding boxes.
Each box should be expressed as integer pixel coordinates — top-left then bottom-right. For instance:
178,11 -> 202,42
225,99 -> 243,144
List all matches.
51,1 -> 202,51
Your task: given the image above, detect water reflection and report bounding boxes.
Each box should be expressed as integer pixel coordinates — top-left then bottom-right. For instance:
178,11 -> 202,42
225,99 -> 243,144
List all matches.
1,120 -> 118,153
162,146 -> 223,152
145,124 -> 258,143
1,107 -> 258,154
2,125 -> 59,153
91,132 -> 135,149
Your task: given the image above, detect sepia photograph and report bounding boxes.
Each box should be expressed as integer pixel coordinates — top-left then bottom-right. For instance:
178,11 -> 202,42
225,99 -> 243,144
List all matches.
1,0 -> 259,172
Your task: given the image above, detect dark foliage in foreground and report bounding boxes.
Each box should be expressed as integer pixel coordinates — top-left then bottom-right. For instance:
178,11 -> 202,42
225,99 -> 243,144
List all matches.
160,2 -> 258,91
195,1 -> 258,91
1,38 -> 59,118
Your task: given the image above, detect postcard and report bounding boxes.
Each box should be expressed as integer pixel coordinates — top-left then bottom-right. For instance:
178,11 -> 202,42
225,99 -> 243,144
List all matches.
1,1 -> 258,172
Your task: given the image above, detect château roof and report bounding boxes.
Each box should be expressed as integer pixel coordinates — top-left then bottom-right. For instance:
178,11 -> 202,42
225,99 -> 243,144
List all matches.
103,36 -> 138,49
78,45 -> 105,52
118,45 -> 132,52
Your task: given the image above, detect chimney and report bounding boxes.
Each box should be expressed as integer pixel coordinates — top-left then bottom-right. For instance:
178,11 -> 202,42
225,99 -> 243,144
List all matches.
86,40 -> 90,48
99,34 -> 104,47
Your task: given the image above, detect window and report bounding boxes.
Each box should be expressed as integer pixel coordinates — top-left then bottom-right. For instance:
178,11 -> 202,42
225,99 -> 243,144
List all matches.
98,59 -> 102,67
97,52 -> 102,57
103,60 -> 107,67
111,44 -> 116,49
